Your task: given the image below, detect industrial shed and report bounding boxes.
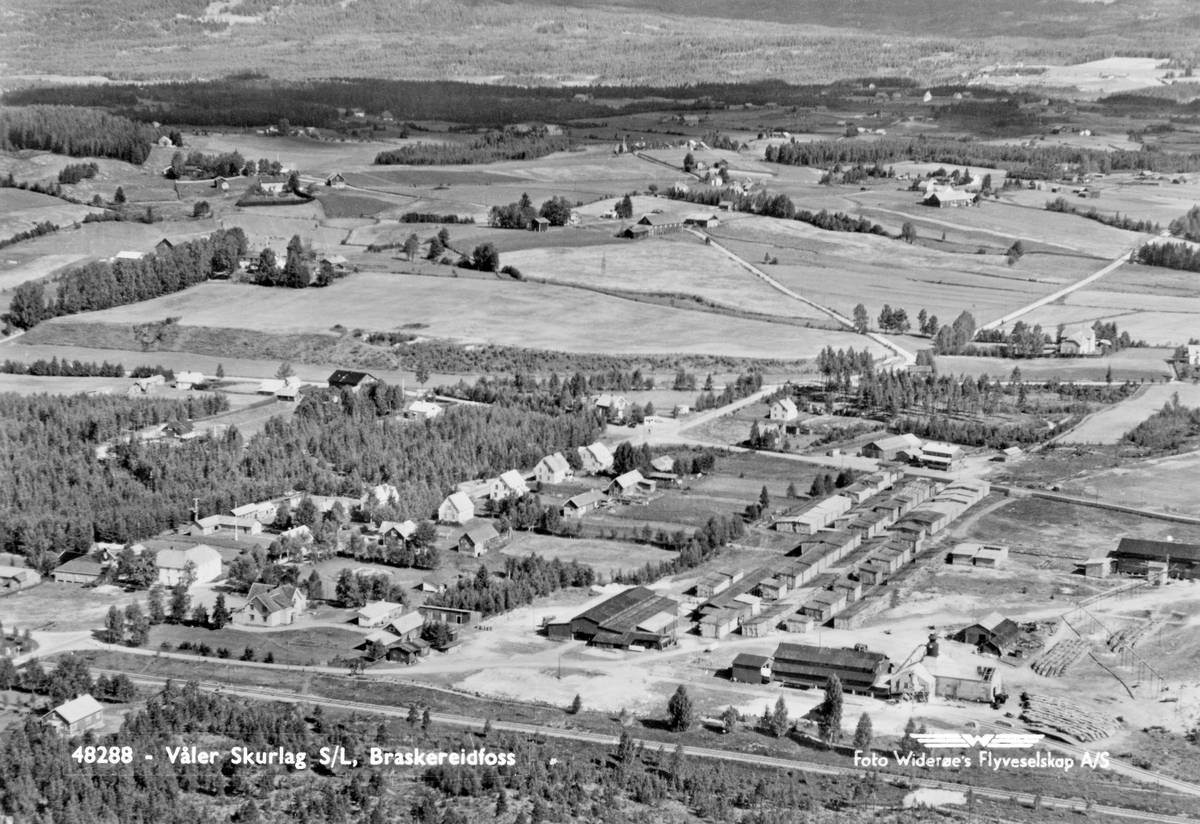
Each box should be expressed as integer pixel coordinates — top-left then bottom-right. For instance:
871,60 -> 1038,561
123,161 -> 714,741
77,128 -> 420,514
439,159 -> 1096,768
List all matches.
731,653 -> 772,684
771,643 -> 890,692
545,586 -> 679,649
957,611 -> 1021,657
1109,538 -> 1200,579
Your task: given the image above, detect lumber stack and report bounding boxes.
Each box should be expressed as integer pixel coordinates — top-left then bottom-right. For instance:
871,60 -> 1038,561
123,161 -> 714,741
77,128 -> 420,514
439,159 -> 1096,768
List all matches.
1020,693 -> 1117,742
1031,639 -> 1089,677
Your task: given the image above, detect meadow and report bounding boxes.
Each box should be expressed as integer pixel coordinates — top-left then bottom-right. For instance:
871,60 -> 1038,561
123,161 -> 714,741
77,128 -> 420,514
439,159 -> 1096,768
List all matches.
503,233 -> 832,320
29,273 -> 885,360
0,189 -> 103,239
934,347 -> 1174,383
1017,276 -> 1200,346
1059,383 -> 1200,445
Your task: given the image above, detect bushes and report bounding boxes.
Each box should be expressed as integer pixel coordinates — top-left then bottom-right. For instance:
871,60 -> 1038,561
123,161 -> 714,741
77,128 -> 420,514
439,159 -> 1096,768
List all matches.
1125,395 -> 1200,451
57,162 -> 99,184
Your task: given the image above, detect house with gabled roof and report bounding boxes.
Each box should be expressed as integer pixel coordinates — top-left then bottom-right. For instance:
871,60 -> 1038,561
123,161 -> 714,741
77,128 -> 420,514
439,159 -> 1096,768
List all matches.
562,490 -> 607,517
533,452 -> 572,485
496,469 -> 530,499
357,600 -> 405,628
608,469 -> 651,498
379,520 -> 418,543
577,442 -> 614,474
326,173 -> 347,189
327,370 -> 376,392
438,492 -> 475,524
156,545 -> 222,586
233,584 -> 305,627
43,694 -> 105,735
769,398 -> 798,421
957,611 -> 1021,657
52,555 -> 104,585
456,520 -> 501,556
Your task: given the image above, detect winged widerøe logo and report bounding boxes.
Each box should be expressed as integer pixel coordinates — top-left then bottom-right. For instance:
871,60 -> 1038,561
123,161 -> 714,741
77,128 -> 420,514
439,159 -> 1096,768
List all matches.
912,733 -> 1045,749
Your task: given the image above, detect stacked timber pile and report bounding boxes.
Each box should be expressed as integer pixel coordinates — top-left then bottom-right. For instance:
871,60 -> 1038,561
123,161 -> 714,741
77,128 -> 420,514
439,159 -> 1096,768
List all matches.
1031,638 -> 1089,676
1106,620 -> 1161,653
1021,693 -> 1117,742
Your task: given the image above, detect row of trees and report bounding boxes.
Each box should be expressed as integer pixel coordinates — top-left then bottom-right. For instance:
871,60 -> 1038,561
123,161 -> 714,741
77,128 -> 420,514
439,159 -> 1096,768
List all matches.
764,135 -> 1200,176
424,556 -> 596,617
1137,240 -> 1200,273
0,105 -> 156,163
1044,197 -> 1160,233
6,227 -> 248,330
0,357 -> 126,377
375,130 -> 574,166
167,150 -> 285,180
0,220 -> 57,251
692,371 -> 763,412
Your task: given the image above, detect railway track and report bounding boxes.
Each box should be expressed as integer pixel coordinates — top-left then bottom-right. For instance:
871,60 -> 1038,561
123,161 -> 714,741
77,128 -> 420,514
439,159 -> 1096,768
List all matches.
92,668 -> 1198,824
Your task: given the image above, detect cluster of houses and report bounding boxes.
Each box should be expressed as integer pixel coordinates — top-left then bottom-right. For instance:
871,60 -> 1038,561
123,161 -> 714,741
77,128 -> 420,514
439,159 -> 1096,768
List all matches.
51,543 -> 223,588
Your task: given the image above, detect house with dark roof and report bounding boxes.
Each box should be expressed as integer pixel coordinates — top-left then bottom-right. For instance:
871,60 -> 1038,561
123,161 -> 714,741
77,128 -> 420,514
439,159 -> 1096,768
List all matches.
636,213 -> 683,235
1109,537 -> 1200,579
957,611 -> 1021,656
545,586 -> 679,650
52,555 -> 104,584
731,653 -> 772,684
233,584 -> 305,627
327,370 -> 377,393
771,642 -> 890,692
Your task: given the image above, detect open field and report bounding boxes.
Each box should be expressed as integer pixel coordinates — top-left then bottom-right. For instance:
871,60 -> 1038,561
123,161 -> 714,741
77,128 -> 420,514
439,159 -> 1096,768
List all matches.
0,582 -> 131,632
0,375 -> 132,396
1057,449 -> 1200,520
1001,176 -> 1200,229
500,534 -> 671,576
708,217 -> 1095,326
1060,383 -> 1200,445
0,252 -> 89,294
934,348 -> 1176,383
505,234 -> 831,320
38,274 -> 886,360
0,188 -> 104,238
221,212 -> 353,254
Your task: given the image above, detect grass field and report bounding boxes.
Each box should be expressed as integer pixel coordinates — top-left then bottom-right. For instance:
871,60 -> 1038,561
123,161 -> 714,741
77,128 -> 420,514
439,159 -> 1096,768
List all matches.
1059,383 -> 1200,445
1057,449 -> 1200,519
505,233 -> 831,320
500,534 -> 671,576
0,253 -> 89,294
1001,175 -> 1200,229
934,348 -> 1174,382
0,375 -> 132,395
0,188 -> 104,238
708,217 -> 1088,326
51,274 -> 884,360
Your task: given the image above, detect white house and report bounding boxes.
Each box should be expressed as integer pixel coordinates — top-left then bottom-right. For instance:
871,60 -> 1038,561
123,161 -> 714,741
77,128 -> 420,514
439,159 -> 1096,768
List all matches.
357,601 -> 405,628
438,492 -> 475,524
156,545 -> 222,586
406,400 -> 443,420
174,371 -> 206,390
1059,325 -> 1097,356
769,398 -> 798,421
533,452 -> 572,485
577,442 -> 614,474
497,469 -> 530,498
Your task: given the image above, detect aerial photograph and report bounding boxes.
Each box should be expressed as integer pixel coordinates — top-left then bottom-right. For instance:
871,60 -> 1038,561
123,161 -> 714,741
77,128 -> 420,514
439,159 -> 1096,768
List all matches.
1,0 -> 1200,821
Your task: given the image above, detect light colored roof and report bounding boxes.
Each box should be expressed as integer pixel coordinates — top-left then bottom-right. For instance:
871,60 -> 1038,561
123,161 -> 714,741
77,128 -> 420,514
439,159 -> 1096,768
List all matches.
650,456 -> 674,472
388,611 -> 425,635
358,601 -> 404,620
115,250 -> 145,260
773,398 -> 798,413
565,490 -> 607,508
922,442 -> 962,457
258,379 -> 284,394
975,611 -> 1009,632
380,520 -> 417,539
230,503 -> 268,517
156,545 -> 221,570
611,469 -> 645,490
538,452 -> 570,474
176,371 -> 205,384
584,442 -> 613,464
443,492 -> 473,514
499,469 -> 528,491
462,521 -> 500,545
51,694 -> 104,724
364,630 -> 402,646
408,400 -> 442,416
194,514 -> 257,529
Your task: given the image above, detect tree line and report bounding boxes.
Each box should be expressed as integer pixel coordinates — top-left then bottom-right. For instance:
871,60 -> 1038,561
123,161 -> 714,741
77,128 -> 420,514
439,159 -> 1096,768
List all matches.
375,131 -> 575,166
1044,197 -> 1160,233
488,192 -> 574,229
0,105 -> 155,164
765,136 -> 1200,176
1169,206 -> 1200,243
6,228 -> 248,330
424,555 -> 596,617
1135,241 -> 1200,273
0,357 -> 126,377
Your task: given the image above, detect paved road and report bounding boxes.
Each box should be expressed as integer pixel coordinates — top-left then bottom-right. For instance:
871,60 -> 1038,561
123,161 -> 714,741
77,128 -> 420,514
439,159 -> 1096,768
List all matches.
88,666 -> 1200,823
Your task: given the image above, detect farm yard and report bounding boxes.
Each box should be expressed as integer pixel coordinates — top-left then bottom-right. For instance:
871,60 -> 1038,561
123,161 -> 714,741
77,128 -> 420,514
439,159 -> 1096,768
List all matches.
36,273 -> 883,360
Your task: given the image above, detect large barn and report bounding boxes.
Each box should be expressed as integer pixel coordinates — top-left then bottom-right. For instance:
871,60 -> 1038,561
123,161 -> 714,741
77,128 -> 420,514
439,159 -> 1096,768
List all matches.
545,586 -> 679,650
1109,538 -> 1200,580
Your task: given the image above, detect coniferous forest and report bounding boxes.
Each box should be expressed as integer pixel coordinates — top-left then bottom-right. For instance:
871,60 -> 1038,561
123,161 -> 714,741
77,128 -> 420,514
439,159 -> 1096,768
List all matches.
0,385 -> 601,566
0,105 -> 155,164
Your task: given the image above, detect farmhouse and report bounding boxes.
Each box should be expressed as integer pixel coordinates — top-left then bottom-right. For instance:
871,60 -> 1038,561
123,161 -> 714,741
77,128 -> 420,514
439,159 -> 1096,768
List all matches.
156,545 -> 222,586
405,400 -> 443,420
174,371 -> 205,390
357,601 -> 405,628
731,653 -> 772,684
861,433 -> 922,461
496,469 -> 530,499
327,370 -> 377,392
957,612 -> 1021,657
771,643 -> 890,692
563,490 -> 607,517
545,586 -> 679,649
636,214 -> 683,235
233,584 -> 305,626
456,520 -> 501,556
769,398 -> 798,421
924,186 -> 974,208
534,452 -> 572,484
51,556 -> 104,584
1109,537 -> 1200,579
438,492 -> 475,524
1059,325 -> 1097,356
577,442 -> 614,474
43,695 -> 105,736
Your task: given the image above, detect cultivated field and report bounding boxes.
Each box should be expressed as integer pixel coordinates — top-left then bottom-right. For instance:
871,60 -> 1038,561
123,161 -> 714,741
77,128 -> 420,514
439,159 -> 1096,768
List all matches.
505,234 -> 831,320
0,252 -> 89,294
1059,382 -> 1200,445
934,348 -> 1175,382
0,189 -> 103,239
708,217 -> 1094,326
1002,174 -> 1200,228
47,274 -> 885,360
